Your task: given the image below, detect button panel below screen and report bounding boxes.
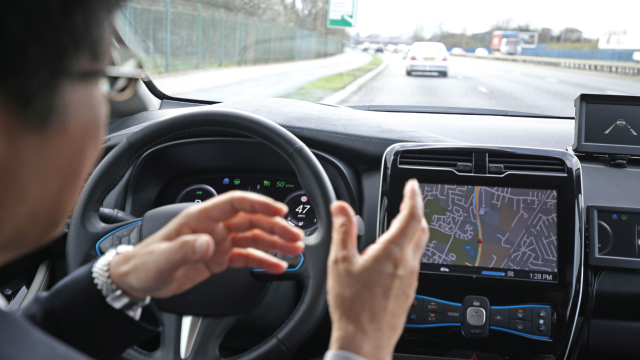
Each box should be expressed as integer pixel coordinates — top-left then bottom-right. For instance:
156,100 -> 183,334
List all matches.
406,295 -> 553,339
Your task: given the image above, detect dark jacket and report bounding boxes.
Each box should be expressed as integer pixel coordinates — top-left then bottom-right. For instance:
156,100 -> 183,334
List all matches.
0,262 -> 161,359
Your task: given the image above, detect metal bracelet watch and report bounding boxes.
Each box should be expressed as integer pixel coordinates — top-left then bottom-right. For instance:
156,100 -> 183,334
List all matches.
92,244 -> 151,320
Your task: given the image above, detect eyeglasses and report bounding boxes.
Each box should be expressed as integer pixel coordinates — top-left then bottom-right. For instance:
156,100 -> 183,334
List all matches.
70,47 -> 149,102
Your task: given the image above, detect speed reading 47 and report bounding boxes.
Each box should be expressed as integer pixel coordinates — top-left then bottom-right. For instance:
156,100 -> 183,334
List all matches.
296,205 -> 311,214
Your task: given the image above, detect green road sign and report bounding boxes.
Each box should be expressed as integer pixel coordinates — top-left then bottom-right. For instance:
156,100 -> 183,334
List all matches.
327,0 -> 357,28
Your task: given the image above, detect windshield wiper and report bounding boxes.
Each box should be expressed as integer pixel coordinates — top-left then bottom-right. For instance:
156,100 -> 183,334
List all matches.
347,105 -> 572,119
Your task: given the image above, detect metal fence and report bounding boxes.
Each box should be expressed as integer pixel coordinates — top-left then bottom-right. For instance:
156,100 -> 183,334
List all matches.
117,0 -> 344,75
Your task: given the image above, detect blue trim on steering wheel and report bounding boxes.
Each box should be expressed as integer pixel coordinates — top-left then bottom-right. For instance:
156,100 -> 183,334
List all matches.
251,253 -> 304,272
95,221 -> 142,256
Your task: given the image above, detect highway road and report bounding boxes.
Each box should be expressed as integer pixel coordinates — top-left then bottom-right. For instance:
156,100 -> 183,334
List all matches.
341,54 -> 640,117
155,50 -> 372,102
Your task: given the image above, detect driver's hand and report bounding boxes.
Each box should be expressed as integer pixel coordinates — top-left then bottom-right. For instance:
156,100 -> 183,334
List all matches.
109,191 -> 305,300
327,179 -> 429,360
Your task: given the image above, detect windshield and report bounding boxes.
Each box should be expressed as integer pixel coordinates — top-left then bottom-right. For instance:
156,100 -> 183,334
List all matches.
117,0 -> 640,117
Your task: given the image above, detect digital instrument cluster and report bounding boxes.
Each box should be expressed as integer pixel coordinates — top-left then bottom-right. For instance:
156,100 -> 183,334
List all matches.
165,174 -> 317,234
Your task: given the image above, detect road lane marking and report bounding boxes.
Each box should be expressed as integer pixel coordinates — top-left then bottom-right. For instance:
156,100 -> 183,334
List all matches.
477,86 -> 488,93
605,90 -> 628,95
545,77 -> 558,83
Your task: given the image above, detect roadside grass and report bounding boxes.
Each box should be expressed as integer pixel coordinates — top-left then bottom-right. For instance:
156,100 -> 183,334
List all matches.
281,54 -> 383,102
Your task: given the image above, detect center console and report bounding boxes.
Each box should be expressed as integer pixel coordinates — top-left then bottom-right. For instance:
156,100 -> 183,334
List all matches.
378,144 -> 583,360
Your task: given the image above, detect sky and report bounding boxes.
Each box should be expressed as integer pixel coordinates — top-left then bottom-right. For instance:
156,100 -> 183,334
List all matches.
347,0 -> 639,39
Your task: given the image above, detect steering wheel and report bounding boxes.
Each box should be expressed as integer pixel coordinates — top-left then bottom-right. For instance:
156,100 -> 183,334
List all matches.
67,108 -> 336,359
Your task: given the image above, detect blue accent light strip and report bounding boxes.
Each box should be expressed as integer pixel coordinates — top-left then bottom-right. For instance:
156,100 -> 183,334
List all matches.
95,221 -> 142,256
415,295 -> 462,306
490,326 -> 550,340
491,304 -> 551,309
405,323 -> 461,328
481,271 -> 505,276
251,253 -> 305,272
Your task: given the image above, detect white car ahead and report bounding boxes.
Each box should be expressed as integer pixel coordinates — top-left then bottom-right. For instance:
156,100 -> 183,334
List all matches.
475,48 -> 490,56
450,47 -> 466,55
405,42 -> 449,77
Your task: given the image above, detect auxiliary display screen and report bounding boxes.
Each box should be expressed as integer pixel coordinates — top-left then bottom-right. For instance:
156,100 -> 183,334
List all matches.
584,103 -> 640,147
419,183 -> 558,282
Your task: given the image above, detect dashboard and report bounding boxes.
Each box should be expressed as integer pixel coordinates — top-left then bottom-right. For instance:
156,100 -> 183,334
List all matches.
100,95 -> 640,360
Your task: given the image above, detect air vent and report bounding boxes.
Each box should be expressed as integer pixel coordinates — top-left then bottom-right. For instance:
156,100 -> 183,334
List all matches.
399,150 -> 473,173
488,153 -> 566,175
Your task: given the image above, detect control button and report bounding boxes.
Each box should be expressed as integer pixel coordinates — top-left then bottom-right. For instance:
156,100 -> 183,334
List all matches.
489,308 -> 509,328
531,307 -> 552,337
466,307 -> 486,326
407,312 -> 421,324
510,307 -> 532,320
510,320 -> 532,334
411,298 -> 422,310
98,236 -> 114,253
120,235 -> 130,245
469,328 -> 483,335
423,299 -> 444,313
423,312 -> 443,324
282,255 -> 302,269
462,296 -> 490,338
274,253 -> 303,269
116,226 -> 135,237
129,225 -> 140,245
444,304 -> 463,323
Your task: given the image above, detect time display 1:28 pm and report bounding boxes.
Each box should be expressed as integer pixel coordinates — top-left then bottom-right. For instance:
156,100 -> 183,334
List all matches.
529,273 -> 554,281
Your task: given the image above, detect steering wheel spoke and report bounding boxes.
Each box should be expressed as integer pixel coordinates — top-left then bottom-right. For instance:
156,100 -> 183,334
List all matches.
182,315 -> 241,360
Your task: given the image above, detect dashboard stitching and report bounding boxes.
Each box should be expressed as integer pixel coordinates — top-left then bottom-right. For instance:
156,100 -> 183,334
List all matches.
280,126 -> 403,144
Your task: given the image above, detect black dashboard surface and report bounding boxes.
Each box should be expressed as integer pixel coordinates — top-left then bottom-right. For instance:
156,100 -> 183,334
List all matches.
103,97 -> 640,360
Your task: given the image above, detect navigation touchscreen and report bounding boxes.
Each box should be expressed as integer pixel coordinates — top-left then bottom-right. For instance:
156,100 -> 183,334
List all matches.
419,183 -> 558,282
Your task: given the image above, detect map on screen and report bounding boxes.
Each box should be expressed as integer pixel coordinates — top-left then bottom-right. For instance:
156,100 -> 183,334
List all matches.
420,184 -> 558,273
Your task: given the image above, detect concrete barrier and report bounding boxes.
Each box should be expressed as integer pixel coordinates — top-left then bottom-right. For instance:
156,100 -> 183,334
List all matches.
452,53 -> 640,76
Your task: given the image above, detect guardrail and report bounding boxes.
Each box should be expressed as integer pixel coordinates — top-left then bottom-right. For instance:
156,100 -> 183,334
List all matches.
452,53 -> 640,76
521,48 -> 639,62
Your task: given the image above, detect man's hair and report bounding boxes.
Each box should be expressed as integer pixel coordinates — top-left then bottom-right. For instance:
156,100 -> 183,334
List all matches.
0,0 -> 123,129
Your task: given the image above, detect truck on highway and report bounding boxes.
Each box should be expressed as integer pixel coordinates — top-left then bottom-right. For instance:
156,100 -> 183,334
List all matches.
491,31 -> 517,52
492,30 -> 538,53
500,37 -> 522,55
